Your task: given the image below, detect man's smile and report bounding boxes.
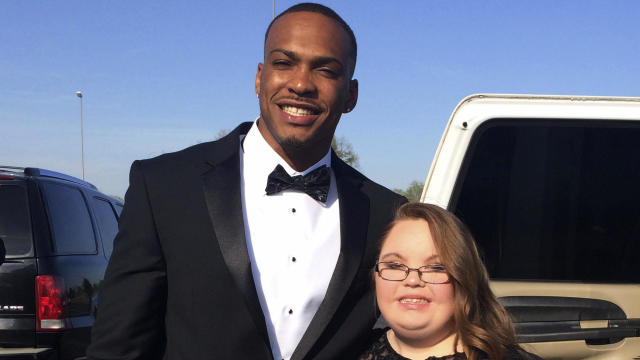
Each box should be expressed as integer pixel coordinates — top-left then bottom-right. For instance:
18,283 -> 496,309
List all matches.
280,105 -> 319,116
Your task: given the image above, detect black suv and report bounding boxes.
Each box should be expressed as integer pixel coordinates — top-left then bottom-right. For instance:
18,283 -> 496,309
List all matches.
0,166 -> 122,360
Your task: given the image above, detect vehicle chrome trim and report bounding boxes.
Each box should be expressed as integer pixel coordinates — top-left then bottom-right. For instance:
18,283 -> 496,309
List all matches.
0,347 -> 53,354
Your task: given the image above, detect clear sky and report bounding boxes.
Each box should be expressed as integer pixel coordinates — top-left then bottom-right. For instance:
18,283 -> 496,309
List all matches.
2,0 -> 639,198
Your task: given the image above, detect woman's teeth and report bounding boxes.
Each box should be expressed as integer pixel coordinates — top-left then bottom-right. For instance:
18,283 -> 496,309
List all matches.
400,298 -> 428,304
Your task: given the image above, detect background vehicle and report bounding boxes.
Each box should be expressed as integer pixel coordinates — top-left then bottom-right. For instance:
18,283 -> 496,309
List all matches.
421,94 -> 640,359
0,166 -> 123,360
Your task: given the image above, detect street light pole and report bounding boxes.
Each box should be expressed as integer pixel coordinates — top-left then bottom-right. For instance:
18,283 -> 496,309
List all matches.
76,91 -> 85,180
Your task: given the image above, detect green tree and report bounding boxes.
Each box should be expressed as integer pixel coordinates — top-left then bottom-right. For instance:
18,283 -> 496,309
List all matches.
393,180 -> 424,202
331,136 -> 359,168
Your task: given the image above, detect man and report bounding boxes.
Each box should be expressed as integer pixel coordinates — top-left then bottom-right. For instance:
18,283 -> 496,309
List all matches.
87,3 -> 405,360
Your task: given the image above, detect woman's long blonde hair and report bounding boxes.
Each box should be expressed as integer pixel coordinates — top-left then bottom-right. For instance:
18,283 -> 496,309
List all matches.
380,202 -> 519,360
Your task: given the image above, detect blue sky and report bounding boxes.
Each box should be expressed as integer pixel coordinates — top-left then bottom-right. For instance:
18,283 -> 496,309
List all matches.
2,0 -> 639,198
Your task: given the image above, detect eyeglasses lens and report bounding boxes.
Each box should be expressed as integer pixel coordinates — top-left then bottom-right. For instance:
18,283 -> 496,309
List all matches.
377,263 -> 449,284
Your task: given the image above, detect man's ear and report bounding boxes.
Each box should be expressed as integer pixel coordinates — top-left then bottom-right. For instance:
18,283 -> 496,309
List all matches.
255,63 -> 263,96
344,79 -> 358,113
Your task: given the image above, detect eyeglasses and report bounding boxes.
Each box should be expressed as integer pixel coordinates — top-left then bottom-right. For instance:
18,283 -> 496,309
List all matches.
375,262 -> 450,284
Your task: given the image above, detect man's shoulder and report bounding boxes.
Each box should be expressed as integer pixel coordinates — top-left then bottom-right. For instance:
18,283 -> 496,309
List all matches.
360,172 -> 404,203
136,122 -> 252,172
141,140 -> 216,166
333,155 -> 406,205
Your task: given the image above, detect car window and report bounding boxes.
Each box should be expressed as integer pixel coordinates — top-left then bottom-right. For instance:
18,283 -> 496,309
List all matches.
0,183 -> 33,257
451,119 -> 640,283
41,182 -> 96,254
114,203 -> 123,216
91,197 -> 119,258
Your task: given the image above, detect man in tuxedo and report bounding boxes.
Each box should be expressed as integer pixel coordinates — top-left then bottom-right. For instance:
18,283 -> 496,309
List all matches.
87,3 -> 405,360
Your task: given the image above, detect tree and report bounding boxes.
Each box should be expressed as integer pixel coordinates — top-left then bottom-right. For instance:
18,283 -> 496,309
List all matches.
394,180 -> 424,202
214,129 -> 229,140
331,136 -> 359,168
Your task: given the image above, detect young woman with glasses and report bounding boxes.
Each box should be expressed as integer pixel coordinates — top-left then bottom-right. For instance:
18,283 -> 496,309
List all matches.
358,203 -> 542,360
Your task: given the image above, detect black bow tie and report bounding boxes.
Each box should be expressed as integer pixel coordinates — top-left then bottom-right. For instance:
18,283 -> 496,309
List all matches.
265,164 -> 330,203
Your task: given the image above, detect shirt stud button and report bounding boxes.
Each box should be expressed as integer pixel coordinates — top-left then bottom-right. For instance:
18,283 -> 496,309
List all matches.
292,257 -> 296,262
288,309 -> 293,314
291,208 -> 296,213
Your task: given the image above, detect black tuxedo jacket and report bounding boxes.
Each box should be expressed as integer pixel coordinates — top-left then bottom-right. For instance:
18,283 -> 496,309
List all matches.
87,122 -> 405,360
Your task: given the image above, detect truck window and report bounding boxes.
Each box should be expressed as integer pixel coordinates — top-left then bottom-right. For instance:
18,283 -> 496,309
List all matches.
0,184 -> 32,257
41,182 -> 97,254
451,119 -> 640,283
91,197 -> 119,259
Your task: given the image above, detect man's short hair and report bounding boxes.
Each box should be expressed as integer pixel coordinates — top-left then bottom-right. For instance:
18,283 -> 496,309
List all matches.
264,2 -> 357,76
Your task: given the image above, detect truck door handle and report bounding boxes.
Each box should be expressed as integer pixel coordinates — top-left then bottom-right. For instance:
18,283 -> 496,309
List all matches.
499,296 -> 640,344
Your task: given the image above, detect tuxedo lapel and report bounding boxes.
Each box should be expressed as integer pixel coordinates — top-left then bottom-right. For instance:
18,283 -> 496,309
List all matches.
291,154 -> 370,360
200,123 -> 270,345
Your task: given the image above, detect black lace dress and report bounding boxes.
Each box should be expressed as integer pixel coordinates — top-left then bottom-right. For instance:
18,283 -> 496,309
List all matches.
358,328 -> 543,360
358,328 -> 465,360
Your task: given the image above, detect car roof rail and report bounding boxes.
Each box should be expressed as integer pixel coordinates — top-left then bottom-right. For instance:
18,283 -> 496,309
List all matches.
0,165 -> 26,173
0,166 -> 26,179
23,167 -> 98,190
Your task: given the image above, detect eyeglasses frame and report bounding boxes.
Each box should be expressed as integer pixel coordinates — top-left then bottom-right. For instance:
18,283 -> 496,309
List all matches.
375,261 -> 450,284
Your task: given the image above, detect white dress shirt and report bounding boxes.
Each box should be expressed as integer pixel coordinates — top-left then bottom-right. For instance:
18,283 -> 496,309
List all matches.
240,121 -> 341,360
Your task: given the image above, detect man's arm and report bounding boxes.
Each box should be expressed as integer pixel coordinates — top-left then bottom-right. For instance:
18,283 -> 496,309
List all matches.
87,160 -> 167,360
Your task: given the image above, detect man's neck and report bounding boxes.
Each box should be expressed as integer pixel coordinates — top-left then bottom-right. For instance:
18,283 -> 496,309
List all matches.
256,119 -> 331,172
281,147 -> 329,172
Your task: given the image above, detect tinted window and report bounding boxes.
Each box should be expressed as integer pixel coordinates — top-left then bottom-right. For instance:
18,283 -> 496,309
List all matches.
452,120 -> 640,283
91,198 -> 119,258
0,184 -> 32,257
41,182 -> 96,254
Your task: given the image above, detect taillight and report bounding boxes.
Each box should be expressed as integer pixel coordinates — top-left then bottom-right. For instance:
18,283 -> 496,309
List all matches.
35,275 -> 66,331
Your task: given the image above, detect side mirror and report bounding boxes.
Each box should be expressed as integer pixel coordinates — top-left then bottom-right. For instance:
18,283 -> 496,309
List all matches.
0,237 -> 5,266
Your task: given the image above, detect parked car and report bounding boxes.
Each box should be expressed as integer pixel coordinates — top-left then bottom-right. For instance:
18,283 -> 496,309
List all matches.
0,166 -> 123,360
421,94 -> 640,359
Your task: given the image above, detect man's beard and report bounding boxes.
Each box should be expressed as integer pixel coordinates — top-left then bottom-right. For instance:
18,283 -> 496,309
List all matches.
279,135 -> 312,157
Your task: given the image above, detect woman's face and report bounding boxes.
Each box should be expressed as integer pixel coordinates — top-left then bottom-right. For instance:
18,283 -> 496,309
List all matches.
375,219 -> 455,344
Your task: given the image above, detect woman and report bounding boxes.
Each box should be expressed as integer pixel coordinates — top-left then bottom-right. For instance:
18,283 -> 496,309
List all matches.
359,203 -> 541,360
